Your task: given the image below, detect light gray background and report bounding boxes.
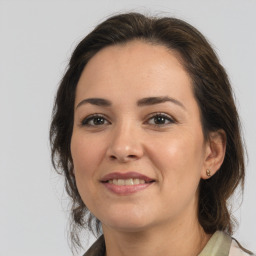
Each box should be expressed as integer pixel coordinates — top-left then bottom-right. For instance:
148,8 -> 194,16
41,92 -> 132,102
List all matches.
0,0 -> 255,255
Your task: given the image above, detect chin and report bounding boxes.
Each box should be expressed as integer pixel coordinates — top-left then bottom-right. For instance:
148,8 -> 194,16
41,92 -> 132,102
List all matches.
99,206 -> 154,232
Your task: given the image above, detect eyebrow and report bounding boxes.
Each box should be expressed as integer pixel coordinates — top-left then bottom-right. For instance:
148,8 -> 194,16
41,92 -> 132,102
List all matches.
137,96 -> 185,109
76,98 -> 112,109
76,96 -> 186,110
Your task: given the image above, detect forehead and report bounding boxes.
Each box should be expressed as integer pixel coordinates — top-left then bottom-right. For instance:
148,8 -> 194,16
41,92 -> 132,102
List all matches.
81,40 -> 187,81
75,40 -> 194,105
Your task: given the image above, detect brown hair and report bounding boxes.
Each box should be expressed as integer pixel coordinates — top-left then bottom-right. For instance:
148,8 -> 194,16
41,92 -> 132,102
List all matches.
50,12 -> 245,249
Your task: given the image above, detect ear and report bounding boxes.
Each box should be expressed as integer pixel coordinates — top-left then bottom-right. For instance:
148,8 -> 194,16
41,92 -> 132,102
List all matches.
201,129 -> 226,179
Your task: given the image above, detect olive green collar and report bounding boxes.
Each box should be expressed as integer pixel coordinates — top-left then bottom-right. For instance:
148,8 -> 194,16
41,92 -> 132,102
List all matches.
199,231 -> 232,256
84,231 -> 232,256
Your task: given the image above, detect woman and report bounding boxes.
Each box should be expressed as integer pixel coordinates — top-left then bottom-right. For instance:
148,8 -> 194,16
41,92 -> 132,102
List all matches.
50,12 -> 254,256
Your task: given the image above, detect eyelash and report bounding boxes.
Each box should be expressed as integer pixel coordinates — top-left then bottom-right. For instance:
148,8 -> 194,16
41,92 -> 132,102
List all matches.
81,114 -> 110,126
80,113 -> 176,127
146,112 -> 176,126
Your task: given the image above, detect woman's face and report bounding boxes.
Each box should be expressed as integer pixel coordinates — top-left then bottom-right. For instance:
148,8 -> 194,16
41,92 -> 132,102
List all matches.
71,41 -> 210,232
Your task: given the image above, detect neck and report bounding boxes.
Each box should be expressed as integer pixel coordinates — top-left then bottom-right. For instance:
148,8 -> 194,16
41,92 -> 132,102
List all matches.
102,213 -> 211,256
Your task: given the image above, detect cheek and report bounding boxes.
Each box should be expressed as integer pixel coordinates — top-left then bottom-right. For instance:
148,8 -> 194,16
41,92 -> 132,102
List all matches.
71,134 -> 104,187
70,134 -> 108,213
147,133 -> 204,212
147,132 -> 204,183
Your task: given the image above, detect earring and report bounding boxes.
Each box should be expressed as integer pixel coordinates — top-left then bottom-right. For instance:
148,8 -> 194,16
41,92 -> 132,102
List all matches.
206,169 -> 211,177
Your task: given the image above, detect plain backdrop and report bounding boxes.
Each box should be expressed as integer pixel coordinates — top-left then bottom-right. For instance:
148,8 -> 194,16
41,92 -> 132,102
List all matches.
0,0 -> 255,255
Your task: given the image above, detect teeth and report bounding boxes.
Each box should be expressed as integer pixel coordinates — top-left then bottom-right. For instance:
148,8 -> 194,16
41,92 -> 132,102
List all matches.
134,179 -> 140,185
108,178 -> 148,186
118,179 -> 124,185
125,179 -> 134,185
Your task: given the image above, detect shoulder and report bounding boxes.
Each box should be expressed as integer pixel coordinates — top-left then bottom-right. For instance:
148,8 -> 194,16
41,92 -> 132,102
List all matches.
229,239 -> 255,256
83,235 -> 105,256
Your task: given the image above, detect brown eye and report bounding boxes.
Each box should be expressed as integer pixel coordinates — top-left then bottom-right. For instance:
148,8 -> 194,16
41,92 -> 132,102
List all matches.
147,114 -> 175,126
154,116 -> 167,124
92,117 -> 105,125
82,115 -> 110,126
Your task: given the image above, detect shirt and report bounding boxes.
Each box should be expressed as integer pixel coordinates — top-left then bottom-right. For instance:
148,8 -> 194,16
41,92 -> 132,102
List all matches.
83,231 -> 254,256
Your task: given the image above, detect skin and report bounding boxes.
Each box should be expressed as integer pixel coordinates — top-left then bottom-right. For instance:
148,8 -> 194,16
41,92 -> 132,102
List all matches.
71,40 -> 226,256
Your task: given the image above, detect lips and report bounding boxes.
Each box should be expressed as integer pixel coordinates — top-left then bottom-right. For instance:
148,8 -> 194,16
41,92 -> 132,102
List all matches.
100,172 -> 155,195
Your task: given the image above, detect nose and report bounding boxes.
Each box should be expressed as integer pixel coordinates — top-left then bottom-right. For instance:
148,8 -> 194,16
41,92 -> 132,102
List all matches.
106,123 -> 144,162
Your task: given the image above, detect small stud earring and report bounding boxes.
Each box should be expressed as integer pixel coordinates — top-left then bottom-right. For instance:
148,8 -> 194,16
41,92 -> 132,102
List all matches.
206,169 -> 211,177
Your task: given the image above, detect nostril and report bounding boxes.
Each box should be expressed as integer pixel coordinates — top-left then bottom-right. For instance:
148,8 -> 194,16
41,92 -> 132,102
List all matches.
128,155 -> 137,158
109,154 -> 137,161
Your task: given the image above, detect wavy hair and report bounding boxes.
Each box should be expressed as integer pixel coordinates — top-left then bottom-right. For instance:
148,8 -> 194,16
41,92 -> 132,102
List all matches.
50,12 -> 245,250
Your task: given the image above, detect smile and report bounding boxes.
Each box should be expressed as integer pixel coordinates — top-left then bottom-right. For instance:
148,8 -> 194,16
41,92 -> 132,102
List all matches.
101,172 -> 155,195
106,178 -> 150,186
